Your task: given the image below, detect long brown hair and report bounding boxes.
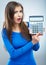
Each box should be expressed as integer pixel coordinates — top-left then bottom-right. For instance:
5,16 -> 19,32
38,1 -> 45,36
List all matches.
3,1 -> 32,42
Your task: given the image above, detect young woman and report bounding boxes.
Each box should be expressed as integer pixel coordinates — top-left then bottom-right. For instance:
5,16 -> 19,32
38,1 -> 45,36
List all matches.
2,1 -> 41,65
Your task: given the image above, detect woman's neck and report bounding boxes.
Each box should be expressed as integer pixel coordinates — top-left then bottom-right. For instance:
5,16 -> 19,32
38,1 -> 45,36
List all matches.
12,24 -> 21,32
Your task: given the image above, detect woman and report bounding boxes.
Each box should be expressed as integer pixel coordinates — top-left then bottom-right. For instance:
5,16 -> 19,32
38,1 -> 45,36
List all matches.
2,1 -> 41,65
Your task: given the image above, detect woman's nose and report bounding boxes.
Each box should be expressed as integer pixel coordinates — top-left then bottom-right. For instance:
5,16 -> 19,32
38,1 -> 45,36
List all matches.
18,12 -> 21,17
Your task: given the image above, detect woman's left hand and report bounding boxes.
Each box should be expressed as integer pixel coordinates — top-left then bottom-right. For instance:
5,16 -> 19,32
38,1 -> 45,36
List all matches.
32,32 -> 42,44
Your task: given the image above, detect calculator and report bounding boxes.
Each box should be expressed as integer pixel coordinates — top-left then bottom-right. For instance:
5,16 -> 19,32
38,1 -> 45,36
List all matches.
27,16 -> 44,34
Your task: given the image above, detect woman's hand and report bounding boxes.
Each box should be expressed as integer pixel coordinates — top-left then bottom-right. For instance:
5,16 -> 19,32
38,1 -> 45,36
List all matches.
32,33 -> 42,45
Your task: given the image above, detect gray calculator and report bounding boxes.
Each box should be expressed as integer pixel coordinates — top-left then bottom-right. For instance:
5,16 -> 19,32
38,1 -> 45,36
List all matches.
27,16 -> 44,34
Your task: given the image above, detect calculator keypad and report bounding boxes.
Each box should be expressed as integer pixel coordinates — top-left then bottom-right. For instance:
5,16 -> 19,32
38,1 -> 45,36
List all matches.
29,22 -> 43,34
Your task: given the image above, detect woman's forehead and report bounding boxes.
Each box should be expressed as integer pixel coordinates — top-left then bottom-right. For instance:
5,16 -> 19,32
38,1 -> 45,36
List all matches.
14,6 -> 22,11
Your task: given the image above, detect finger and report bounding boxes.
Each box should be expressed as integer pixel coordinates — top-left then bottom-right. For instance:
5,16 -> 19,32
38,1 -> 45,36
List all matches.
35,37 -> 39,41
36,32 -> 42,37
32,35 -> 35,40
32,35 -> 39,42
32,37 -> 39,44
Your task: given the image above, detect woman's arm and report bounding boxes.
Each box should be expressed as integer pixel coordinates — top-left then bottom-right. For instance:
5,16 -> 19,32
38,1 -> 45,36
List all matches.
32,42 -> 40,51
31,33 -> 41,51
2,28 -> 34,59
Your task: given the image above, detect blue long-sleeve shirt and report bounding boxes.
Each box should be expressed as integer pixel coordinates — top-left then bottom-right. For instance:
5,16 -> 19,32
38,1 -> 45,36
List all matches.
2,28 -> 40,65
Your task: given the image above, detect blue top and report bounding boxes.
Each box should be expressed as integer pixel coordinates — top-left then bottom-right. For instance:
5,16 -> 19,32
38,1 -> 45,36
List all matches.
2,28 -> 40,65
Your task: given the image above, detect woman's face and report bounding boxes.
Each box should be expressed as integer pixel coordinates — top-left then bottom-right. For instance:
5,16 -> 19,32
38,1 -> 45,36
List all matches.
13,6 -> 23,24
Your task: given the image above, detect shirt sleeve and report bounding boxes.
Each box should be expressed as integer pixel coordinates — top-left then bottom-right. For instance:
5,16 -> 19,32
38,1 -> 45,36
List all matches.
2,28 -> 34,59
32,42 -> 40,51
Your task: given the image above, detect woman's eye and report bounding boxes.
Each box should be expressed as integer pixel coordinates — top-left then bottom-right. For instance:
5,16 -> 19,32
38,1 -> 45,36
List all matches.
20,10 -> 23,13
14,11 -> 18,14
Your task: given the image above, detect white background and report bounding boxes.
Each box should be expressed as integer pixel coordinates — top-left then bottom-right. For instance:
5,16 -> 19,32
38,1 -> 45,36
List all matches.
0,0 -> 46,65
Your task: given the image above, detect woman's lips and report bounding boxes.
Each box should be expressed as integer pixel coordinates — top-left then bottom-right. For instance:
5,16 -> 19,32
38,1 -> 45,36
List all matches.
17,18 -> 21,21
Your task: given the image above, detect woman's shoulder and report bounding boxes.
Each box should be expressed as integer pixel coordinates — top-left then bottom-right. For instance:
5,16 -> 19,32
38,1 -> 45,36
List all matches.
2,28 -> 6,32
2,28 -> 7,35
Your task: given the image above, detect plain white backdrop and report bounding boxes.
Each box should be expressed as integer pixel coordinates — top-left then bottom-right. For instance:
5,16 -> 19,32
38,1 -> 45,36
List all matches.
0,0 -> 46,65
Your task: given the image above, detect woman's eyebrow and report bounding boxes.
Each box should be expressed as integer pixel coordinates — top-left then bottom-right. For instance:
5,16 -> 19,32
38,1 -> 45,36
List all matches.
14,10 -> 22,12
